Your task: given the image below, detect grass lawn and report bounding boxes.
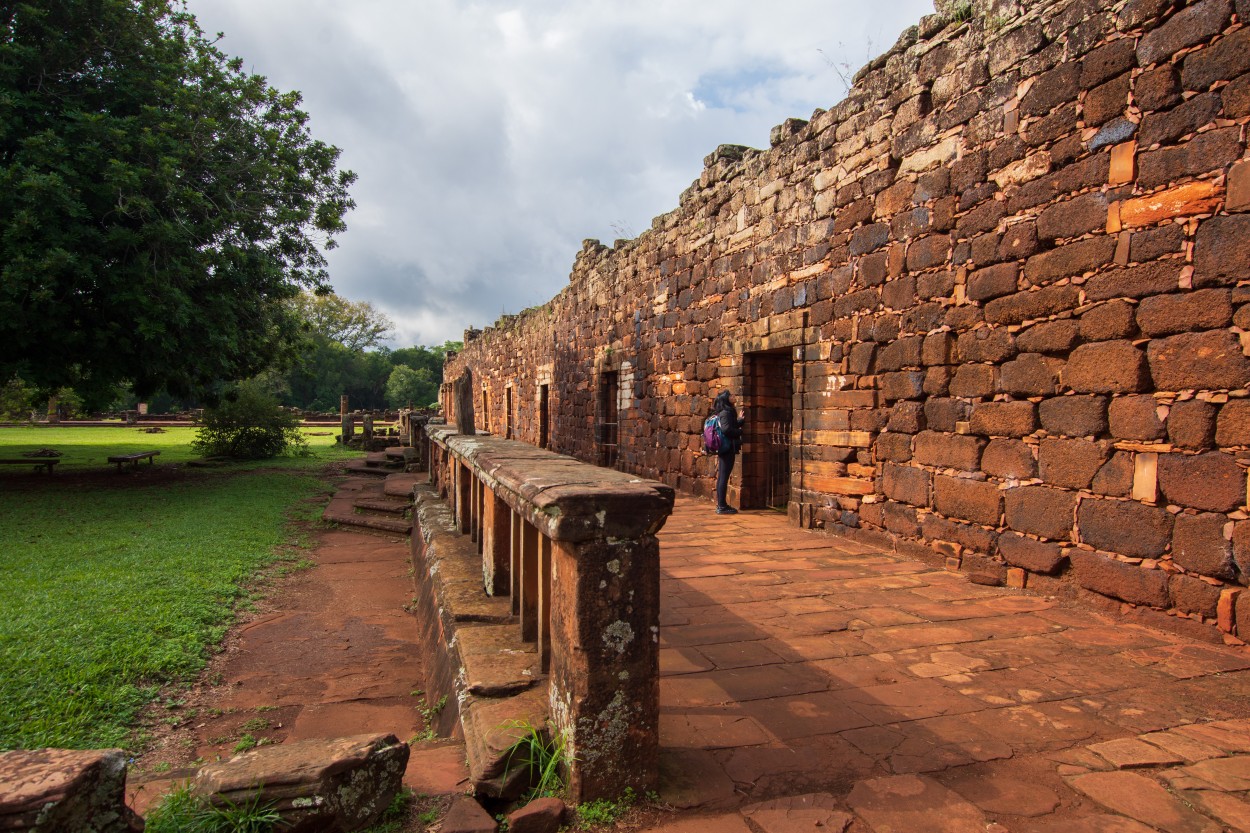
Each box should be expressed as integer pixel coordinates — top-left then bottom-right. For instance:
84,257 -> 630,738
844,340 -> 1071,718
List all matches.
0,426 -> 359,751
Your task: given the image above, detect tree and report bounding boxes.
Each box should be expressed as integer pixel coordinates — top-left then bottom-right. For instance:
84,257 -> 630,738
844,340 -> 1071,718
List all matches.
291,291 -> 394,352
385,364 -> 437,409
0,0 -> 355,402
192,380 -> 308,459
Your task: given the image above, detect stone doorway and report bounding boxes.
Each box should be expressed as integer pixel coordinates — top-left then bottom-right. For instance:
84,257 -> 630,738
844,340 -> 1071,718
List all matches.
597,372 -> 618,469
538,384 -> 549,449
742,349 -> 793,510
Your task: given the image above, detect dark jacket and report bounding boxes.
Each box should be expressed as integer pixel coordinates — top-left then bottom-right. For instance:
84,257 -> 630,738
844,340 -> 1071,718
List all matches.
712,393 -> 743,455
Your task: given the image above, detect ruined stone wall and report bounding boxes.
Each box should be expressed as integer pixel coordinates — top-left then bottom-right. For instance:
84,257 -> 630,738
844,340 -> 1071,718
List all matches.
446,0 -> 1250,641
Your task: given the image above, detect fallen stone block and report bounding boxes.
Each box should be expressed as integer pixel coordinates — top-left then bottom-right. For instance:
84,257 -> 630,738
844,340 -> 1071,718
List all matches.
193,733 -> 409,833
0,748 -> 140,833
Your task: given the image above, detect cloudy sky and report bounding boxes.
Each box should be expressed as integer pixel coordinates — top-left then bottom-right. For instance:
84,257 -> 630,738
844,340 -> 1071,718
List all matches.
185,1 -> 936,348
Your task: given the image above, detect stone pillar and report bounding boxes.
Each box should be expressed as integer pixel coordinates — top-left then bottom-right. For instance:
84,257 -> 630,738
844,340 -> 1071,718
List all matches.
454,370 -> 476,436
482,487 -> 511,596
548,535 -> 661,801
46,395 -> 59,424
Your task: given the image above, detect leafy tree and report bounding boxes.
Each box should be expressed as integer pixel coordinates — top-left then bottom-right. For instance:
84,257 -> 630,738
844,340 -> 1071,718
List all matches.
0,377 -> 37,421
385,364 -> 437,409
192,380 -> 308,459
0,0 -> 355,402
290,291 -> 394,352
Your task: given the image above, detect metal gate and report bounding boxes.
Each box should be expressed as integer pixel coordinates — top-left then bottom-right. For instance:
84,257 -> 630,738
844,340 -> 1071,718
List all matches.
763,416 -> 791,510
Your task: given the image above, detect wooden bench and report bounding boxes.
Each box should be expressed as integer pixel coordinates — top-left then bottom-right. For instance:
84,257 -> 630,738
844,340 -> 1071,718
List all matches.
107,451 -> 160,471
0,458 -> 59,473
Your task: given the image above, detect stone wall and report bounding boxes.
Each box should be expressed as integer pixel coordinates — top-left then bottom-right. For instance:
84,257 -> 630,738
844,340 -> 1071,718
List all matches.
445,0 -> 1250,642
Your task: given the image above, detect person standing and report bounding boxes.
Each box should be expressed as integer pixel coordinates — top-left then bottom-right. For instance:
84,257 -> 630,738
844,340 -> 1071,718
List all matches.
711,390 -> 744,515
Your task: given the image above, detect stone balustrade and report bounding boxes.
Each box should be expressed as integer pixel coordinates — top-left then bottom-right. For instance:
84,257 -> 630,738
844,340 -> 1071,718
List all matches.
423,424 -> 674,800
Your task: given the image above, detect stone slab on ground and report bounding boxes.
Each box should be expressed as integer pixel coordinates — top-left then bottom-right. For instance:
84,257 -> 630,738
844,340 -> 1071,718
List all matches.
0,748 -> 139,833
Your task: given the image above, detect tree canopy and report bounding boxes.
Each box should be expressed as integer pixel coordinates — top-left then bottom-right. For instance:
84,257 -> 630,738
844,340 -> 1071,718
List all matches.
0,0 -> 356,401
290,291 -> 393,352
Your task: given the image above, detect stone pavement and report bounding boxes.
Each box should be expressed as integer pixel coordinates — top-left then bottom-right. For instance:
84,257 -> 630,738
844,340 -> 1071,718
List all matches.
649,496 -> 1250,832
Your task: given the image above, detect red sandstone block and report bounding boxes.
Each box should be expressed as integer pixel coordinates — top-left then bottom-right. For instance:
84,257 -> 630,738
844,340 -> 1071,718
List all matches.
1004,485 -> 1078,541
1080,300 -> 1138,342
984,285 -> 1081,325
1167,399 -> 1217,449
1078,497 -> 1174,559
1216,399 -> 1250,447
1039,395 -> 1109,438
1147,330 -> 1250,392
1219,588 -> 1241,634
969,401 -> 1037,438
1118,181 -> 1223,228
1137,0 -> 1232,67
1158,451 -> 1246,513
1039,437 -> 1110,490
998,531 -> 1067,574
1195,215 -> 1250,288
999,354 -> 1061,397
1062,341 -> 1150,394
1229,160 -> 1250,212
1007,567 -> 1027,588
1172,512 -> 1236,580
981,438 -> 1036,480
883,463 -> 932,507
1137,127 -> 1242,190
1069,550 -> 1170,608
1109,395 -> 1166,442
913,430 -> 985,472
932,474 -> 1002,526
1109,141 -> 1136,186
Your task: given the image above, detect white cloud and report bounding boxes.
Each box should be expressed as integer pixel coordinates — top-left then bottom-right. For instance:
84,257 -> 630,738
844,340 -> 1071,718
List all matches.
186,0 -> 936,346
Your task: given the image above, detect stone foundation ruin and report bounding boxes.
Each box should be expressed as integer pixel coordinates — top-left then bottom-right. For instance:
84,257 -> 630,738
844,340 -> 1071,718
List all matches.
443,0 -> 1250,643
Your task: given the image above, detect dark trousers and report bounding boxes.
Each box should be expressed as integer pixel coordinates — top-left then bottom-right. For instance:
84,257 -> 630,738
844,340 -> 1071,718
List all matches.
716,452 -> 735,509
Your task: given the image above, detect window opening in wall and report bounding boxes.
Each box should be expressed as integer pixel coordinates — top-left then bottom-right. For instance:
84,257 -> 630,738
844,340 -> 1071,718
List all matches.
481,387 -> 490,434
742,348 -> 793,511
597,371 -> 619,469
505,385 -> 514,440
538,384 -> 550,449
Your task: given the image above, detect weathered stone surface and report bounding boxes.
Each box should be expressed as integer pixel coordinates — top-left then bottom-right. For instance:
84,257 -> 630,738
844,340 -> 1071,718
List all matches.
1195,216 -> 1250,288
981,438 -> 1037,480
968,263 -> 1019,302
507,797 -> 567,833
741,792 -> 853,833
0,748 -> 138,833
933,475 -> 1002,526
998,532 -> 1068,574
1078,499 -> 1174,559
1040,395 -> 1109,437
1168,399 -> 1217,449
1169,574 -> 1222,619
1085,262 -> 1181,302
957,328 -> 1017,363
1005,486 -> 1078,541
876,431 -> 914,462
949,364 -> 999,399
884,463 -> 932,507
1039,438 -> 1111,490
1017,320 -> 1079,354
922,514 -> 999,554
1000,354 -> 1061,397
924,398 -> 972,432
985,285 -> 1081,325
1035,193 -> 1108,243
1069,770 -> 1220,832
194,734 -> 410,833
1216,400 -> 1250,447
1158,452 -> 1245,513
914,431 -> 985,472
1172,512 -> 1236,580
969,401 -> 1038,437
1148,331 -> 1250,392
1063,341 -> 1150,394
1138,127 -> 1242,189
1136,290 -> 1232,337
1181,24 -> 1250,91
443,795 -> 499,833
1070,551 -> 1171,607
848,775 -> 988,833
1080,301 -> 1138,342
1092,451 -> 1135,497
1109,395 -> 1166,441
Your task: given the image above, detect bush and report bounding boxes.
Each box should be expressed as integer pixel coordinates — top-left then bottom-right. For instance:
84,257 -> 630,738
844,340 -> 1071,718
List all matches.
193,382 -> 309,460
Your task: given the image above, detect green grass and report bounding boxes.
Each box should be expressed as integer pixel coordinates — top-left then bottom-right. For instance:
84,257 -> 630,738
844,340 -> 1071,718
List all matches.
0,426 -> 358,751
0,425 -> 357,472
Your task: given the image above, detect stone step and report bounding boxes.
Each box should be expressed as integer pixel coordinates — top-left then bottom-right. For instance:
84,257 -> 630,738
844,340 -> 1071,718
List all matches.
384,446 -> 414,461
383,473 -> 423,499
353,497 -> 411,516
343,460 -> 392,477
403,738 -> 471,796
324,508 -> 412,535
364,451 -> 401,468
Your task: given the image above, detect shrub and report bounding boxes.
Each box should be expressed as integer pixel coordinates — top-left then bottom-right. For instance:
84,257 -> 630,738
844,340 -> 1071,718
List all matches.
193,381 -> 309,460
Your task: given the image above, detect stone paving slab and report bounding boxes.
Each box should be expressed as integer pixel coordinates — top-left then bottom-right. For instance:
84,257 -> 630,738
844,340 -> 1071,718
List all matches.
646,496 -> 1250,833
